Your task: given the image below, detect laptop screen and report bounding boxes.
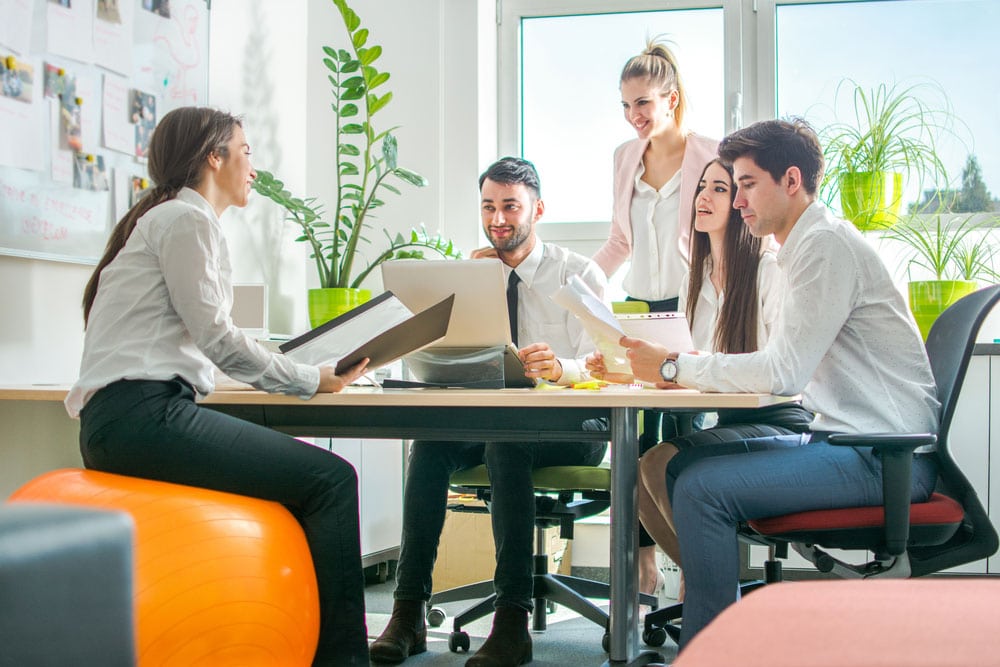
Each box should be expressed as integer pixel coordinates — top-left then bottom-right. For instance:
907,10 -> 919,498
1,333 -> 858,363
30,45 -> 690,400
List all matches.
381,259 -> 512,348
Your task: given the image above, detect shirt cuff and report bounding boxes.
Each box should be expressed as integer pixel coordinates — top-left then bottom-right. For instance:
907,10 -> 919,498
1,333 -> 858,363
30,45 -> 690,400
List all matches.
675,352 -> 702,390
296,364 -> 321,399
554,357 -> 586,386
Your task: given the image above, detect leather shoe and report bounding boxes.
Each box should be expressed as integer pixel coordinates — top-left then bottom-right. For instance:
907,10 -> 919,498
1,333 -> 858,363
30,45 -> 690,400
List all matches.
466,605 -> 532,666
370,599 -> 427,664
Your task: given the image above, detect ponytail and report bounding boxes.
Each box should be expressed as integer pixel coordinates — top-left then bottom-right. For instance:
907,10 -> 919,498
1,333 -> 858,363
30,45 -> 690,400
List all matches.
620,38 -> 688,128
80,106 -> 242,327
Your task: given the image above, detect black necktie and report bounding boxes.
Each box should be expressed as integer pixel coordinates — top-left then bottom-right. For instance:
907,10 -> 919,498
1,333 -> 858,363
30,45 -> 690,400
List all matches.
506,270 -> 521,346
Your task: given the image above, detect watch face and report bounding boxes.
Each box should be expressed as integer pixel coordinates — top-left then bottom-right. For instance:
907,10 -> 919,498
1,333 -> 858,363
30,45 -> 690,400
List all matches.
660,359 -> 677,381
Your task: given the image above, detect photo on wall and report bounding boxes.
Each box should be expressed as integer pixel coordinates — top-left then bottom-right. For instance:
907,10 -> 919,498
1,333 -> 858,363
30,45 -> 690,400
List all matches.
59,93 -> 83,152
73,153 -> 109,192
130,89 -> 156,159
1,57 -> 34,104
141,0 -> 169,18
97,0 -> 122,24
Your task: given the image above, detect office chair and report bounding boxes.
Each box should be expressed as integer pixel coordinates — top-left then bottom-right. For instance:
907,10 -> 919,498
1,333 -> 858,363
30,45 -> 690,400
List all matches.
643,284 -> 1000,647
427,464 -> 658,653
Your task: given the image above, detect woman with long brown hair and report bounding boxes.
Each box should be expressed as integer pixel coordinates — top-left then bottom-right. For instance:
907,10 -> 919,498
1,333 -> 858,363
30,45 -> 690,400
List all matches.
66,106 -> 370,666
634,158 -> 812,578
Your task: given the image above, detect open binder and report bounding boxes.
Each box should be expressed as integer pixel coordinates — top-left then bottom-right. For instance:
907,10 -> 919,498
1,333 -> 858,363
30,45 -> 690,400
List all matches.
279,291 -> 455,374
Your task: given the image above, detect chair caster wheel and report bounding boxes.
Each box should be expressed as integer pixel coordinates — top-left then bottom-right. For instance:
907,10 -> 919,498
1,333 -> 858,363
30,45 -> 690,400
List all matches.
449,630 -> 471,653
426,606 -> 447,627
643,627 -> 667,647
602,632 -> 610,653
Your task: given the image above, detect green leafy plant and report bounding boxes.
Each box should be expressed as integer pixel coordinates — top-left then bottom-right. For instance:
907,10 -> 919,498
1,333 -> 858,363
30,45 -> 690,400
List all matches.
883,213 -> 998,282
252,0 -> 460,289
819,79 -> 964,229
819,79 -> 965,217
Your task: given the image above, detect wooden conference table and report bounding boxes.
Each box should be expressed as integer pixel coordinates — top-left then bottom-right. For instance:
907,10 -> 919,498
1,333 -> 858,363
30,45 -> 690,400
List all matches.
1,384 -> 791,666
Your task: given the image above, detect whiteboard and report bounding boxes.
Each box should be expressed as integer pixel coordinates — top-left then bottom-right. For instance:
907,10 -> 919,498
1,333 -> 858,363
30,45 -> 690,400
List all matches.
0,0 -> 210,264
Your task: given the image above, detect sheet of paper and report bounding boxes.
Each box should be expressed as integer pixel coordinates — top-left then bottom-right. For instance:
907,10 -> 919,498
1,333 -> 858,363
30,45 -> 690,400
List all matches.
47,0 -> 95,64
102,73 -> 133,155
93,0 -> 135,76
551,275 -> 632,377
0,55 -> 44,171
283,295 -> 414,367
0,0 -> 34,56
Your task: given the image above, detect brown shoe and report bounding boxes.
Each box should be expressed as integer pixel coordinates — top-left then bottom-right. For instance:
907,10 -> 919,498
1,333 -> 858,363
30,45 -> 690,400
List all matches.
370,600 -> 427,665
465,606 -> 532,666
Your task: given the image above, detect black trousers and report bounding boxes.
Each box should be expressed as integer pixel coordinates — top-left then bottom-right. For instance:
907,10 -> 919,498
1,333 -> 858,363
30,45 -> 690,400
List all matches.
79,379 -> 369,667
392,420 -> 607,612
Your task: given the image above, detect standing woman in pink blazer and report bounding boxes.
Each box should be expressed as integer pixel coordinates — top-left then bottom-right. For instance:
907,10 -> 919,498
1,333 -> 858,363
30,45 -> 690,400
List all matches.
592,40 -> 718,603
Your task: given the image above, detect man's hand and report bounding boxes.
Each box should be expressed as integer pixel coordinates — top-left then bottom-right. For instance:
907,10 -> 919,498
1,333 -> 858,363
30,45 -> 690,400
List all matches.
585,350 -> 634,384
621,336 -> 672,384
470,246 -> 499,260
317,358 -> 369,393
519,342 -> 562,382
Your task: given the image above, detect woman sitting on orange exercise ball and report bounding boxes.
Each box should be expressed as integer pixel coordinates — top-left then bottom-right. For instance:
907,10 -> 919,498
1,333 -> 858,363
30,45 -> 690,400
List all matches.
65,106 -> 370,667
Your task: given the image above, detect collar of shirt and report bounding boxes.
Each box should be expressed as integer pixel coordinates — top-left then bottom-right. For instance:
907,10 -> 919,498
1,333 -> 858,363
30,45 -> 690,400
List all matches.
175,187 -> 220,226
506,238 -> 545,289
632,162 -> 682,197
776,200 -> 828,268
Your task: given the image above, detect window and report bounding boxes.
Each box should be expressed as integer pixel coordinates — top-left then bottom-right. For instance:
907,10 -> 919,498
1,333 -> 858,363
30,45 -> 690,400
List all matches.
775,0 -> 1000,214
502,0 -> 1000,226
518,7 -> 725,224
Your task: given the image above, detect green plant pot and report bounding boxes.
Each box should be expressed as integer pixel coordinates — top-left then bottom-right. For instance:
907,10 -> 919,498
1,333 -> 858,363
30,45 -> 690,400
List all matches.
908,280 -> 977,340
307,287 -> 372,328
839,171 -> 904,231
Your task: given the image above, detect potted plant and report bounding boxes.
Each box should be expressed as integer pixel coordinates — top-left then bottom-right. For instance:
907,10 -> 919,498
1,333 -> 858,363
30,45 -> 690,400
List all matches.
882,213 -> 999,338
252,0 -> 461,327
820,79 -> 960,231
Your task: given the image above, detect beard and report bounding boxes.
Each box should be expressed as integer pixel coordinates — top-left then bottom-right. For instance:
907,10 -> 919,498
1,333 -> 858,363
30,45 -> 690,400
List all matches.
490,224 -> 531,252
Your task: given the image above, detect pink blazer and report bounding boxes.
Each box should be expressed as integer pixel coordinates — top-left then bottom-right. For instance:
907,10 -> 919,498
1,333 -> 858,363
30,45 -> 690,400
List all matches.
592,133 -> 720,278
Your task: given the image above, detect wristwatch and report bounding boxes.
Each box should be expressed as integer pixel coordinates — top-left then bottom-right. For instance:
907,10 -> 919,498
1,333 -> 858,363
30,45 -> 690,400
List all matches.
659,357 -> 679,382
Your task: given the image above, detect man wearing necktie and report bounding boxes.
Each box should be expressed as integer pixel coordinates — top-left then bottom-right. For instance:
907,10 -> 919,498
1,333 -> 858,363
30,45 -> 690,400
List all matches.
371,158 -> 608,667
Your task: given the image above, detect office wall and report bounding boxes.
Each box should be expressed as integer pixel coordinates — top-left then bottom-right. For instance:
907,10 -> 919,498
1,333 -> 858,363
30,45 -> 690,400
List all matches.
0,0 -> 497,385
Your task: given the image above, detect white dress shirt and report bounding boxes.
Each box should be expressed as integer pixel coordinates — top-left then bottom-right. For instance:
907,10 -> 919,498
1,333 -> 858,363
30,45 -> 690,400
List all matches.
66,188 -> 318,417
676,202 -> 940,436
678,251 -> 784,352
623,166 -> 687,301
508,241 -> 607,385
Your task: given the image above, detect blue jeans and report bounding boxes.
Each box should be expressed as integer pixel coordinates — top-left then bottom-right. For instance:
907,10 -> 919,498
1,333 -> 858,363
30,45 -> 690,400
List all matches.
393,421 -> 607,611
666,434 -> 938,648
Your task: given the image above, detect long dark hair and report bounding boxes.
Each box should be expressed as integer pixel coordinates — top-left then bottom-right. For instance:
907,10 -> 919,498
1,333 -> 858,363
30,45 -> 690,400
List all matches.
82,107 -> 242,326
685,159 -> 764,354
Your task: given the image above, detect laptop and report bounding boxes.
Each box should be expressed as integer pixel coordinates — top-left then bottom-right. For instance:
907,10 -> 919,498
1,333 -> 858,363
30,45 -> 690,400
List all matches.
381,259 -> 534,387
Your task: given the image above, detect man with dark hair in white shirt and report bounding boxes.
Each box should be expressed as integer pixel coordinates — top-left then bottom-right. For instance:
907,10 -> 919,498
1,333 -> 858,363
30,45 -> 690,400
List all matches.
371,157 -> 608,666
594,118 -> 941,650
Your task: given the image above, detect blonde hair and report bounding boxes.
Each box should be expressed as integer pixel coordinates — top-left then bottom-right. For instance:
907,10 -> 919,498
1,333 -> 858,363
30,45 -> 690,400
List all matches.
620,39 -> 688,128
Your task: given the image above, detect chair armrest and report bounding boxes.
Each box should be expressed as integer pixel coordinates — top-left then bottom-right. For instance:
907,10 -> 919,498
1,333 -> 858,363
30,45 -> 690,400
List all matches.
828,432 -> 937,556
826,433 -> 937,451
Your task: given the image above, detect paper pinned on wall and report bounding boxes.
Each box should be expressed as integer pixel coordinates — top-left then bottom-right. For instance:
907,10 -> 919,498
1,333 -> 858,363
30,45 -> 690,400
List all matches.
0,0 -> 34,57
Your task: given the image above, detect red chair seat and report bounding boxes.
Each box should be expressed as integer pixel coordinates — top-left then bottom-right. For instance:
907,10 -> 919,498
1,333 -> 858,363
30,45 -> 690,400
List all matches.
748,492 -> 964,548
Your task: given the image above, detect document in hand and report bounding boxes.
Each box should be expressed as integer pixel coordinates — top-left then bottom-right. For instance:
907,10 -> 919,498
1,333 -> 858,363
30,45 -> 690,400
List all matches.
552,277 -> 696,383
279,291 -> 455,374
551,276 -> 633,377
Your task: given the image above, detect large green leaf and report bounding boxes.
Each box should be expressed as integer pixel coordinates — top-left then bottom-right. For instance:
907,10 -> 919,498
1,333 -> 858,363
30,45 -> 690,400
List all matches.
394,167 -> 428,188
352,28 -> 369,49
342,123 -> 365,134
383,134 -> 398,170
369,92 -> 392,115
339,143 -> 360,156
360,45 -> 382,65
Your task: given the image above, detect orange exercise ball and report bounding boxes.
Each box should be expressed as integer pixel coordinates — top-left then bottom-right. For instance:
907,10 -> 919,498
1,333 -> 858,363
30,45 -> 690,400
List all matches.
9,469 -> 320,667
